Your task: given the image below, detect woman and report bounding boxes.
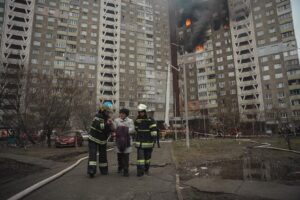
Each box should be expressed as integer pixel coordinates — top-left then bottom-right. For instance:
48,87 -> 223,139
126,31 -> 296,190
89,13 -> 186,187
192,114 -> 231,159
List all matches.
113,108 -> 134,177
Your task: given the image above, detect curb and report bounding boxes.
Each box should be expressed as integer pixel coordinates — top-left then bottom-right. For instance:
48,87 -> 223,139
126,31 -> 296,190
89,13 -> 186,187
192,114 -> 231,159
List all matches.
7,148 -> 114,200
170,142 -> 183,200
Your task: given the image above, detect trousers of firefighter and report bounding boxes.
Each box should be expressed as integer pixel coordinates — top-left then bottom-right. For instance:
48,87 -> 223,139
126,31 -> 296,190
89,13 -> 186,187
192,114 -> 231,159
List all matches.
87,104 -> 160,178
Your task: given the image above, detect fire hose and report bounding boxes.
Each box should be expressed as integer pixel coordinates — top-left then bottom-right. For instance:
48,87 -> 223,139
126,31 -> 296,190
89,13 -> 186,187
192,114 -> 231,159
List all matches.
7,148 -> 114,200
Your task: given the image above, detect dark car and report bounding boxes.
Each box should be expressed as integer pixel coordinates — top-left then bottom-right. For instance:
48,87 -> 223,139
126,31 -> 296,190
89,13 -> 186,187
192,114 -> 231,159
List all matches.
55,131 -> 83,147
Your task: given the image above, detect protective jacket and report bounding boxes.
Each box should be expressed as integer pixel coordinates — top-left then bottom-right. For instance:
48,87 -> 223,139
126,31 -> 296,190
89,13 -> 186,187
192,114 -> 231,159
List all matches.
134,116 -> 157,149
89,112 -> 110,144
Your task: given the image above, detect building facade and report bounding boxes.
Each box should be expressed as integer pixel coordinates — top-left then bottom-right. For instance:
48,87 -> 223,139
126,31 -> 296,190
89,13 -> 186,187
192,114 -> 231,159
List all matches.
178,0 -> 300,129
0,0 -> 172,124
119,0 -> 172,120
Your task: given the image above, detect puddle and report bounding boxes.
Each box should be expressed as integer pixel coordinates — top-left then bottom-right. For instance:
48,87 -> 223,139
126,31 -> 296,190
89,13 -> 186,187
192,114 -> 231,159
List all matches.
180,148 -> 300,185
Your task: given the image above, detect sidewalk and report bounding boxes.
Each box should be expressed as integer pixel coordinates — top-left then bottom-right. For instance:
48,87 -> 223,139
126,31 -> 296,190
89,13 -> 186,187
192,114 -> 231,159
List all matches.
2,143 -> 177,200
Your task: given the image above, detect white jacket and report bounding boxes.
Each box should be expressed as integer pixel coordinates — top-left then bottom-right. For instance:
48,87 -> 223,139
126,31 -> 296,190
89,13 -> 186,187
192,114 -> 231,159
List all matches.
113,117 -> 134,153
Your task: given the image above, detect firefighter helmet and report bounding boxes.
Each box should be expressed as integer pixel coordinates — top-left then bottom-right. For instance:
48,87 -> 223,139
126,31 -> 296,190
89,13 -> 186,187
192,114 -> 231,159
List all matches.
137,104 -> 147,112
99,101 -> 113,112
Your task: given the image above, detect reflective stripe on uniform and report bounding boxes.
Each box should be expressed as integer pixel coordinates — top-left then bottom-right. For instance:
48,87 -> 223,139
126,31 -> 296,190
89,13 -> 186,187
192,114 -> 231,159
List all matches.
90,126 -> 103,133
141,142 -> 154,148
135,142 -> 141,148
99,163 -> 108,167
137,160 -> 145,165
89,161 -> 97,166
94,117 -> 101,121
138,129 -> 150,132
88,135 -> 107,145
149,124 -> 157,129
145,160 -> 150,164
151,131 -> 157,136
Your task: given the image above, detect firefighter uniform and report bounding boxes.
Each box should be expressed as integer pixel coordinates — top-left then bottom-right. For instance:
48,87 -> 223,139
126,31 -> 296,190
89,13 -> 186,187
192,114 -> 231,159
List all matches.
134,108 -> 157,176
87,110 -> 112,177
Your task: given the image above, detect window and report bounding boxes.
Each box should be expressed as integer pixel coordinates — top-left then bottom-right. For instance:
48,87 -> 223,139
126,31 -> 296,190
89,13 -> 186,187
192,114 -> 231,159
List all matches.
277,82 -> 284,88
256,22 -> 263,28
274,54 -> 280,60
269,28 -> 276,33
274,64 -> 281,69
31,59 -> 37,64
257,31 -> 264,36
227,55 -> 233,60
34,32 -> 42,37
265,2 -> 272,7
78,64 -> 85,69
218,74 -> 224,79
263,75 -> 270,80
33,41 -> 41,46
265,93 -> 272,99
219,82 -> 225,88
275,73 -> 283,79
261,57 -> 268,63
36,15 -> 44,20
228,72 -> 235,77
217,57 -> 223,62
263,66 -> 269,71
277,92 -> 285,98
270,37 -> 278,42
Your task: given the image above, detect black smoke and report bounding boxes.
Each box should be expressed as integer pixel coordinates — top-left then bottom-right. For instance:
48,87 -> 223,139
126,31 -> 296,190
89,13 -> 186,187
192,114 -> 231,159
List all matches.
177,0 -> 229,53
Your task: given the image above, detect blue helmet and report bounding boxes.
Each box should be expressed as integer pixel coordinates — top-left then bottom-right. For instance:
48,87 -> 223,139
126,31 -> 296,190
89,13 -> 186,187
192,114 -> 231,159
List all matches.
103,101 -> 113,108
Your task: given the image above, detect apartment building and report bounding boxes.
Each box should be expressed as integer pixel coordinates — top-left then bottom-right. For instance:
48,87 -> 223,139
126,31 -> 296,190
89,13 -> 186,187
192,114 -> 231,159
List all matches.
119,0 -> 172,120
178,0 -> 300,127
0,0 -> 4,46
0,0 -> 172,124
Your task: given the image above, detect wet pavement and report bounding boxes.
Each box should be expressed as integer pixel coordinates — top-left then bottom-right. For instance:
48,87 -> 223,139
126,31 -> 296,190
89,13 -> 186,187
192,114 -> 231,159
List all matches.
19,143 -> 176,200
178,145 -> 300,199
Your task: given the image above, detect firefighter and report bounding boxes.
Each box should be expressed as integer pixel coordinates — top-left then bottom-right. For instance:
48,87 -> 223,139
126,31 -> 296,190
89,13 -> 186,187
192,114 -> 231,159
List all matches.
134,104 -> 157,177
148,109 -> 160,148
87,101 -> 113,178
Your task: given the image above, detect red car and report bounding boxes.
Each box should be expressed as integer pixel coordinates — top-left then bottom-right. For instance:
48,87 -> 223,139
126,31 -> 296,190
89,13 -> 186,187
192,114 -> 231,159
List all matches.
55,131 -> 83,147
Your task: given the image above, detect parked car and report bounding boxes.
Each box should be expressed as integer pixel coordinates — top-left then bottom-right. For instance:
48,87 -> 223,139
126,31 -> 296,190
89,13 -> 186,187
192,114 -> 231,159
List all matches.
55,130 -> 83,147
0,129 -> 9,141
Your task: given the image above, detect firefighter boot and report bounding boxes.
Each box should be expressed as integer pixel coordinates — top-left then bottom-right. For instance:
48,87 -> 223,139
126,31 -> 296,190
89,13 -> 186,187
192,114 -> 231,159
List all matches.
87,163 -> 96,178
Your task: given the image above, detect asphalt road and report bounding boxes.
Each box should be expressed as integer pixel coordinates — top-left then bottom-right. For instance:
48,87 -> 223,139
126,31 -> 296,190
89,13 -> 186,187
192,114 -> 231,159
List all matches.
23,142 -> 176,200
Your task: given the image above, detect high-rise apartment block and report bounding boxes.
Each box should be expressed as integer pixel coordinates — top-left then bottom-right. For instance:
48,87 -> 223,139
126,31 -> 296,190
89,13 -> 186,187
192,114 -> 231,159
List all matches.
119,0 -> 171,120
178,0 -> 300,128
0,0 -> 172,123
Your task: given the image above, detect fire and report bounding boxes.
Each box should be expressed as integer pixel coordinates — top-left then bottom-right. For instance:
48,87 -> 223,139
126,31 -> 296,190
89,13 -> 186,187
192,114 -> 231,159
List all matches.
195,44 -> 204,53
185,18 -> 191,27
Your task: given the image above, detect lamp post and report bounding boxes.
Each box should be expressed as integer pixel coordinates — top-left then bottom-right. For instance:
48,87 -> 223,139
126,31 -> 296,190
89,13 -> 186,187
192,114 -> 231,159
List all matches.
169,42 -> 190,148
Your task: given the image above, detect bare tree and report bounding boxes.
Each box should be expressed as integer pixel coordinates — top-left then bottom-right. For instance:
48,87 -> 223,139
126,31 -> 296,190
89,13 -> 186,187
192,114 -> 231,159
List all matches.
1,66 -> 37,145
1,66 -> 87,147
30,73 -> 83,147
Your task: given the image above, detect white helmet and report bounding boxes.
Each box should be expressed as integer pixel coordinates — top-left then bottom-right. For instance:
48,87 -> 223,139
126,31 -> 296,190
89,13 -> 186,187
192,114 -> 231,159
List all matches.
138,104 -> 147,112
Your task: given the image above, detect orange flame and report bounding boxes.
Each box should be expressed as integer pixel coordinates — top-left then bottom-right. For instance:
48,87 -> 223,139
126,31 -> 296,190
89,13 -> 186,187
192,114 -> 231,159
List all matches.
185,19 -> 191,27
195,44 -> 204,53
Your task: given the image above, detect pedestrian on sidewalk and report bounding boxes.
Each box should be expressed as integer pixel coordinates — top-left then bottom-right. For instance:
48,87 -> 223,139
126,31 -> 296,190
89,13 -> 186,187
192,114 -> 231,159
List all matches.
87,101 -> 114,178
134,104 -> 157,177
113,108 -> 135,177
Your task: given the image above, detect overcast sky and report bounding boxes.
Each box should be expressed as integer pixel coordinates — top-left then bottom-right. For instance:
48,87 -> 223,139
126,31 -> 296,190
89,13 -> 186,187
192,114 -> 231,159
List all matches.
291,0 -> 300,55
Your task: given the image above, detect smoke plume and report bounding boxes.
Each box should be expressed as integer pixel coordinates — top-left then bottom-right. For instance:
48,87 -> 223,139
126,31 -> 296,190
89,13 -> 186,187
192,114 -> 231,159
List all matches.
177,0 -> 229,53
